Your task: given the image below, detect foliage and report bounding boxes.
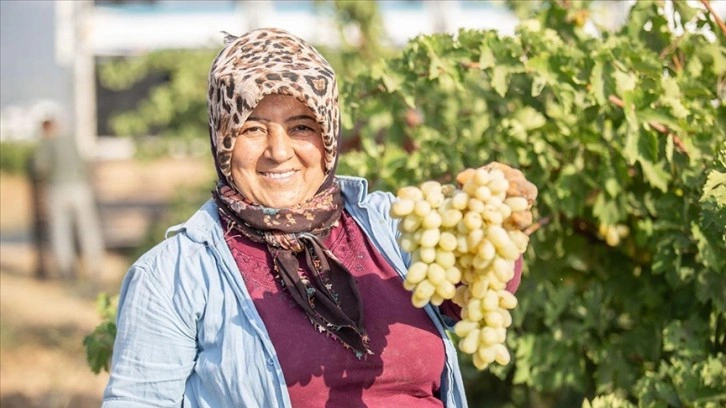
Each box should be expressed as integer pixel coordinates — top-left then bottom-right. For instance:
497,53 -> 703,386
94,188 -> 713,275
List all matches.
338,1 -> 726,406
83,293 -> 118,374
0,141 -> 36,176
97,48 -> 218,149
583,393 -> 637,408
312,0 -> 394,80
95,1 -> 395,157
85,1 -> 726,407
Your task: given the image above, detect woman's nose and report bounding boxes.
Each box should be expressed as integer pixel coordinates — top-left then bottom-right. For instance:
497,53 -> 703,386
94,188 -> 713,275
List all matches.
265,124 -> 294,162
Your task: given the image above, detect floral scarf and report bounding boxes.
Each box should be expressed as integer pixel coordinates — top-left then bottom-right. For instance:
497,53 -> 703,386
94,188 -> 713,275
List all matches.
207,28 -> 370,357
213,182 -> 371,357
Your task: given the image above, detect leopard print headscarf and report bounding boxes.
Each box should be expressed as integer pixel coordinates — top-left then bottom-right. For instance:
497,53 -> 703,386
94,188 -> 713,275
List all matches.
208,28 -> 370,358
208,27 -> 340,185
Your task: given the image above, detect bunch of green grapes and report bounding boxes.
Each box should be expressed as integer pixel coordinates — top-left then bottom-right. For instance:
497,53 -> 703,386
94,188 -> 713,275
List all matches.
598,223 -> 630,247
390,167 -> 533,370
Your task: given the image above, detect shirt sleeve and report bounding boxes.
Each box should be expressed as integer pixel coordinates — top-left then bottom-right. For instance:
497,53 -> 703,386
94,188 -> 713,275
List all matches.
504,256 -> 523,293
102,262 -> 197,407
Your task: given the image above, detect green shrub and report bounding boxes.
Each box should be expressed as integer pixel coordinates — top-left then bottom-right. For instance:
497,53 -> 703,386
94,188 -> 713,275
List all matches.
340,1 -> 726,406
0,141 -> 36,176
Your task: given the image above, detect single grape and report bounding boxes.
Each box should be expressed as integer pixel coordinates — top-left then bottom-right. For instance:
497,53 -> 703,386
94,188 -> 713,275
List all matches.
398,186 -> 424,201
414,280 -> 436,300
391,198 -> 415,217
438,232 -> 458,252
435,280 -> 457,299
426,263 -> 446,285
504,196 -> 529,212
414,200 -> 432,217
405,262 -> 428,284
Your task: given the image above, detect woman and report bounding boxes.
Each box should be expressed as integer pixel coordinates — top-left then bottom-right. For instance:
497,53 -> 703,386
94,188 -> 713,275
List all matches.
103,28 -> 535,408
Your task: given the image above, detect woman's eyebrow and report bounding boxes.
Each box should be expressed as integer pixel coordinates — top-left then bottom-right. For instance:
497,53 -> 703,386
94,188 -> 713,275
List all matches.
245,114 -> 316,123
285,114 -> 317,123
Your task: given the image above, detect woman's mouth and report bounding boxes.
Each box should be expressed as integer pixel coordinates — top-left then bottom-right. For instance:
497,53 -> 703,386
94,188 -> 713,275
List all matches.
260,170 -> 297,179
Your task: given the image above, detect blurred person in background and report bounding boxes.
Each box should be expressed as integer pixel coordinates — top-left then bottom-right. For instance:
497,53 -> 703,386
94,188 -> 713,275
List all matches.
32,116 -> 105,279
26,142 -> 49,280
102,28 -> 536,407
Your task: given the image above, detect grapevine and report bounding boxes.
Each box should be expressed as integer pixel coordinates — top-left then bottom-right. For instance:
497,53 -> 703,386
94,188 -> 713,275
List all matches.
390,166 -> 535,370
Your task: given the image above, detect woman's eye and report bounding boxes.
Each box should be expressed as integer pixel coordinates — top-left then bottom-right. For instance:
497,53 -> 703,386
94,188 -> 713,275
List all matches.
289,125 -> 315,135
241,126 -> 265,136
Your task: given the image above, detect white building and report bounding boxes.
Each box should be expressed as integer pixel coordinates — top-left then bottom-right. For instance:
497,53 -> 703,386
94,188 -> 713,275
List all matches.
1,0 -> 519,151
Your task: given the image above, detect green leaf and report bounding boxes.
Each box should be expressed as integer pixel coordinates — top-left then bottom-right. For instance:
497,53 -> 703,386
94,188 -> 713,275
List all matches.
613,70 -> 637,95
686,56 -> 703,77
381,70 -> 404,93
672,0 -> 700,24
662,319 -> 708,358
700,354 -> 726,389
692,220 -> 726,278
623,127 -> 640,165
704,42 -> 726,76
583,394 -> 637,408
654,381 -> 682,406
638,159 -> 671,192
589,60 -> 606,105
622,92 -> 639,130
83,321 -> 117,374
478,46 -> 495,70
637,108 -> 683,134
555,164 -> 591,217
604,177 -> 621,197
699,195 -> 726,250
664,134 -> 675,164
593,192 -> 622,224
701,170 -> 726,204
491,65 -> 509,97
514,106 -> 547,130
531,75 -> 547,97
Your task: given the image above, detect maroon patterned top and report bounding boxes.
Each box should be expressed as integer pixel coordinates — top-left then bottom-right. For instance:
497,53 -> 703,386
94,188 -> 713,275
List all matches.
225,211 -> 446,407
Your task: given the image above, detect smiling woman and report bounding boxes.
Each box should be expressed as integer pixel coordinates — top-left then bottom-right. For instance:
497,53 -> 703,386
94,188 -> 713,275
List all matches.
229,94 -> 325,209
101,27 -> 536,408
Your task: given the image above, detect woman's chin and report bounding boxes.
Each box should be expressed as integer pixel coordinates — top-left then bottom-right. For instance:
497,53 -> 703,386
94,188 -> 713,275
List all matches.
258,192 -> 307,209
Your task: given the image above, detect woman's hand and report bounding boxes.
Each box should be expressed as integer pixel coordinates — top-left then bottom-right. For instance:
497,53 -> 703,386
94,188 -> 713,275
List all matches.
457,162 -> 538,230
482,162 -> 538,204
487,162 -> 537,230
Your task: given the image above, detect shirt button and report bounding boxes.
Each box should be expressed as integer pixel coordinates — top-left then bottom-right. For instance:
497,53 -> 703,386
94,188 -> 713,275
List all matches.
266,357 -> 275,366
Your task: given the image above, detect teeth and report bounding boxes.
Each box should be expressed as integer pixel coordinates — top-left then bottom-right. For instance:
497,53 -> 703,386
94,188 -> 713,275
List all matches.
263,170 -> 295,179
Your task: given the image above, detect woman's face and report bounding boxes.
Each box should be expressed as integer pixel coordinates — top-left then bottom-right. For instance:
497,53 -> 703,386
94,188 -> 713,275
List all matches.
230,94 -> 326,208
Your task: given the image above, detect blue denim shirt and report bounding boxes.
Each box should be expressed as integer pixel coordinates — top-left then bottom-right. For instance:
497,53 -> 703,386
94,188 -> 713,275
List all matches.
102,176 -> 468,407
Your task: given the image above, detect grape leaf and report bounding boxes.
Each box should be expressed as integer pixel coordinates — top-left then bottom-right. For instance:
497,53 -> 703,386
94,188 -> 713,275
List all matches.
638,158 -> 671,192
491,65 -> 509,97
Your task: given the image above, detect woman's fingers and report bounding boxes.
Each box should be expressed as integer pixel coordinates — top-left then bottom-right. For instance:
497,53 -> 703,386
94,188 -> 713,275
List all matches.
482,162 -> 538,205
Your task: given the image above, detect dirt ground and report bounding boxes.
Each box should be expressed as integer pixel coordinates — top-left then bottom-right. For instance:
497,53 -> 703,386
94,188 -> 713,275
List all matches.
0,263 -> 113,408
0,157 -> 211,407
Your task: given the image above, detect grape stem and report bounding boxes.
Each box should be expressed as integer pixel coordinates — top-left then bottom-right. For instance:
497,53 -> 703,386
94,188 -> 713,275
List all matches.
607,95 -> 689,157
524,216 -> 551,236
